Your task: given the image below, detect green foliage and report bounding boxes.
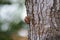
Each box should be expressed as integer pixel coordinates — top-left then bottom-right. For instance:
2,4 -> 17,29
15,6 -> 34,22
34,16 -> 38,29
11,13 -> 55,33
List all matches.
0,0 -> 11,4
0,32 -> 12,40
0,21 -> 28,40
10,21 -> 24,32
0,21 -> 28,32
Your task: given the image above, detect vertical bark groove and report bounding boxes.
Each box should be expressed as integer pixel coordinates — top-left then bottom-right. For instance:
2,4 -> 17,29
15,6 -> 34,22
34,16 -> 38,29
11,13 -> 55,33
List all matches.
25,0 -> 60,40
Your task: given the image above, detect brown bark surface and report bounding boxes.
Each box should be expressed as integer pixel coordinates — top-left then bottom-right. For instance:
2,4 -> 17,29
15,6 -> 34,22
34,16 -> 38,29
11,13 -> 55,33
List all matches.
25,0 -> 60,40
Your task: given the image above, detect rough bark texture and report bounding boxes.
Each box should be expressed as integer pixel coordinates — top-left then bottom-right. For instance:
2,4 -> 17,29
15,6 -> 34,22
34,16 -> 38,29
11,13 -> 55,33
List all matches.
25,0 -> 60,40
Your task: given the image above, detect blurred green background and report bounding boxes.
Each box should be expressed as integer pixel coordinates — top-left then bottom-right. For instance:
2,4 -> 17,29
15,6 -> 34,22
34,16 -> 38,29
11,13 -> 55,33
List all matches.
0,0 -> 28,40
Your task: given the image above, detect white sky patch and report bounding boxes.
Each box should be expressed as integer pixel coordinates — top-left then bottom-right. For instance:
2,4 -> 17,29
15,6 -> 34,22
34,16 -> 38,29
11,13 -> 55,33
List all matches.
1,23 -> 10,31
20,5 -> 27,21
0,4 -> 25,24
18,29 -> 28,37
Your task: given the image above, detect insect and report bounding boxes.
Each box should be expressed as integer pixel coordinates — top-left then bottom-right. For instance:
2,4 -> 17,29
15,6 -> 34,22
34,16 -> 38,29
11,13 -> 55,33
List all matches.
24,16 -> 30,24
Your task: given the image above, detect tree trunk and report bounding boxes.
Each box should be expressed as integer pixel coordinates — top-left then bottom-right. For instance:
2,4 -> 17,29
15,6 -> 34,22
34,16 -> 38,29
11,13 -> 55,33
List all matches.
25,0 -> 60,40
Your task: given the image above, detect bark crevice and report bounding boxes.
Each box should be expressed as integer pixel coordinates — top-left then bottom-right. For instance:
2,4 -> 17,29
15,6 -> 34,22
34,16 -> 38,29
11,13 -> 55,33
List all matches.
25,0 -> 60,40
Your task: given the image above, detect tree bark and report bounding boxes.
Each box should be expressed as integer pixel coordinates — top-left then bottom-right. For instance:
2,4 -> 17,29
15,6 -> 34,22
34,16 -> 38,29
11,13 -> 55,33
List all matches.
25,0 -> 60,40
